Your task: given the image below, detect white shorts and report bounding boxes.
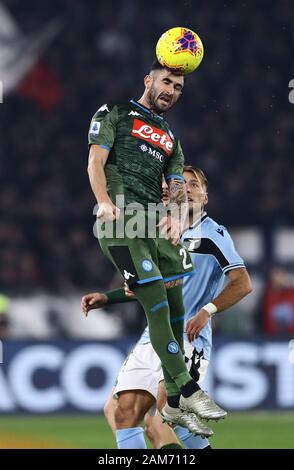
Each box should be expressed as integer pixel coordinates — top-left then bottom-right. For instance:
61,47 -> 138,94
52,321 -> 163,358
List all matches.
183,341 -> 209,385
113,340 -> 209,414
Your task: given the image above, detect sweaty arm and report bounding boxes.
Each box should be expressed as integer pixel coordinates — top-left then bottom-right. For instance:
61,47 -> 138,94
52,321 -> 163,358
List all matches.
186,267 -> 252,341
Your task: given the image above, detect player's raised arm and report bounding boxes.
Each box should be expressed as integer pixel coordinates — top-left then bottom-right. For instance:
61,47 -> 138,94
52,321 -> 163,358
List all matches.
186,267 -> 252,341
87,104 -> 120,222
87,145 -> 119,222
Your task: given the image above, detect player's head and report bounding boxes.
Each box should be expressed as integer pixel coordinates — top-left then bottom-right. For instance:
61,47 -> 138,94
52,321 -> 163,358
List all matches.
143,59 -> 184,113
183,165 -> 208,214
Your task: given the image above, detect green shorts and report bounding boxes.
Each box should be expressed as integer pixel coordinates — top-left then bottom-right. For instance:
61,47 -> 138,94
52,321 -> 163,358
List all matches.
97,211 -> 195,286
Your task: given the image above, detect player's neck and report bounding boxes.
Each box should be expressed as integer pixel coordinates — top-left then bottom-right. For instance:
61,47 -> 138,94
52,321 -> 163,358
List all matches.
137,96 -> 160,115
189,209 -> 204,228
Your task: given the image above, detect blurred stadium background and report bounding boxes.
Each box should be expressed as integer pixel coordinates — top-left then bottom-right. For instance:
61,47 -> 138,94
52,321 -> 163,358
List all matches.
0,0 -> 294,449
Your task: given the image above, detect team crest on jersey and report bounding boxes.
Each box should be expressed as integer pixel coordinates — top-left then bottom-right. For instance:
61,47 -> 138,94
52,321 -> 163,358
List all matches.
183,238 -> 201,252
131,118 -> 174,156
89,121 -> 101,135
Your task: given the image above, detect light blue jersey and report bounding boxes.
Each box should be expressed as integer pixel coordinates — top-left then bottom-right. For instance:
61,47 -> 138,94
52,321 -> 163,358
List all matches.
138,212 -> 245,360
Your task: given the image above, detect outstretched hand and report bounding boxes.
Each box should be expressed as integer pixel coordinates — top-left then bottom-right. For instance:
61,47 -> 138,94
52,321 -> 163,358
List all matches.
186,309 -> 210,342
81,292 -> 108,317
96,202 -> 120,223
157,215 -> 182,246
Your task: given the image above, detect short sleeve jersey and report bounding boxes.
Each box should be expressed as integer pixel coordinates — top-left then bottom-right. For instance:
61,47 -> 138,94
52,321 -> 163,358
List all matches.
88,100 -> 184,207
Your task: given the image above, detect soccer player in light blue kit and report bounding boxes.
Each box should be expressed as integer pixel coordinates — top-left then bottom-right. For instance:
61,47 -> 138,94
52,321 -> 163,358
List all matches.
82,166 -> 252,449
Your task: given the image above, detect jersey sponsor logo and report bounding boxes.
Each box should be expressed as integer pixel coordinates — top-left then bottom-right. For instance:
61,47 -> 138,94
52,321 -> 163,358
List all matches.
141,259 -> 153,272
89,121 -> 101,135
128,110 -> 142,117
139,143 -> 148,152
167,341 -> 179,354
123,270 -> 135,280
131,118 -> 174,156
139,143 -> 164,162
97,104 -> 109,113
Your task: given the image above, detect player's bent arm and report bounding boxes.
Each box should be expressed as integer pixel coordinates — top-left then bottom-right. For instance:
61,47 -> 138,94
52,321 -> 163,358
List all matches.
87,144 -> 110,204
212,267 -> 252,313
186,268 -> 252,341
88,145 -> 120,221
88,145 -> 111,203
105,288 -> 137,304
159,178 -> 188,245
82,288 -> 137,317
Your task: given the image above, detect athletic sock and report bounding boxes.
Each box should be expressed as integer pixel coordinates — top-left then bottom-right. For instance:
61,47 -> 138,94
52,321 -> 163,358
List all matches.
174,426 -> 209,449
167,394 -> 180,408
116,427 -> 147,449
132,280 -> 192,388
181,379 -> 200,397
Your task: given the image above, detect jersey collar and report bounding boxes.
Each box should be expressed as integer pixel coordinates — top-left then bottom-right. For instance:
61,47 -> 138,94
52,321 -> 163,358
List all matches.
188,211 -> 208,230
130,99 -> 164,120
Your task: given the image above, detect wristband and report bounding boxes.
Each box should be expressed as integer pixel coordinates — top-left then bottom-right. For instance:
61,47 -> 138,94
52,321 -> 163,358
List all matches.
202,302 -> 217,317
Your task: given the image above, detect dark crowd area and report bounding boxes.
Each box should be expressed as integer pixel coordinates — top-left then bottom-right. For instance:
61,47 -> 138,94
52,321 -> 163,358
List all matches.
1,0 -> 293,293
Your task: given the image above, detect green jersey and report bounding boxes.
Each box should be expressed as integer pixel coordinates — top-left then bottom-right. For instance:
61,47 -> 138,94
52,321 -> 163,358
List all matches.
88,100 -> 185,207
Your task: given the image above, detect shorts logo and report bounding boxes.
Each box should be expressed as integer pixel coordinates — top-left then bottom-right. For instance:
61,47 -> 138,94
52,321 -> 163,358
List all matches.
167,341 -> 179,354
131,118 -> 174,156
142,259 -> 153,272
123,270 -> 135,280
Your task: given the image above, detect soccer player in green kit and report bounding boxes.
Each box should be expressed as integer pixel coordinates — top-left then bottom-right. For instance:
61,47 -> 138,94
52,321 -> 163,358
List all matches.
87,60 -> 226,449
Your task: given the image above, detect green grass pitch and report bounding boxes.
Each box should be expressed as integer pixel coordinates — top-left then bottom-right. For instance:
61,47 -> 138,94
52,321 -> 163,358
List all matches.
0,412 -> 293,449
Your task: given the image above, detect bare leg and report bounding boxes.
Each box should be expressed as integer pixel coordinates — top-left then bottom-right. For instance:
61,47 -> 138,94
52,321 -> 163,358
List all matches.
144,381 -> 181,449
115,390 -> 156,429
104,388 -> 117,434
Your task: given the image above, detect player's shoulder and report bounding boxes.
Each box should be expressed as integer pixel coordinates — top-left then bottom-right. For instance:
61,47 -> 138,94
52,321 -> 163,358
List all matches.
202,215 -> 232,243
91,102 -> 118,119
161,117 -> 178,142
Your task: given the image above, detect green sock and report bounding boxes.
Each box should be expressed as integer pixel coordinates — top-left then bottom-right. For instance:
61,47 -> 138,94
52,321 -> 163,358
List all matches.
132,280 -> 191,390
167,284 -> 185,353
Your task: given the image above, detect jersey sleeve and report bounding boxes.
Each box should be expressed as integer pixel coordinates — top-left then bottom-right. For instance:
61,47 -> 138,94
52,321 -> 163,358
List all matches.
88,103 -> 118,150
207,226 -> 245,274
164,139 -> 185,182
